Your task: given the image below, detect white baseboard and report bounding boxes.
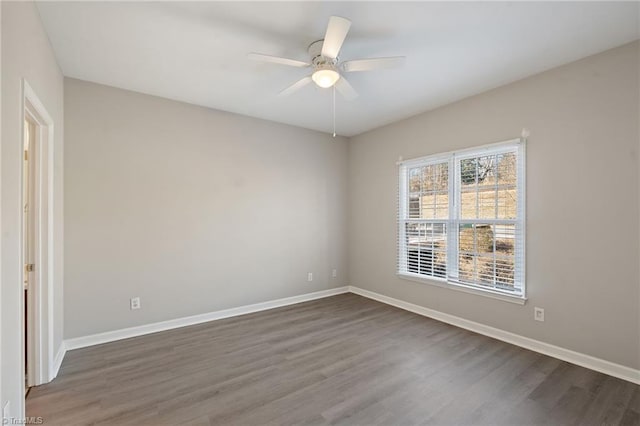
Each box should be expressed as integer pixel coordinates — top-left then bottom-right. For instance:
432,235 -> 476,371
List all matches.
60,284 -> 639,386
348,286 -> 640,385
50,342 -> 67,381
64,286 -> 350,351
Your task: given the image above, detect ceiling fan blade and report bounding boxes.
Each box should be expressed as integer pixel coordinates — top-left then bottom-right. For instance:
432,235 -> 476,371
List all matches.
278,76 -> 313,97
321,16 -> 352,59
342,56 -> 406,73
335,76 -> 358,101
248,53 -> 310,68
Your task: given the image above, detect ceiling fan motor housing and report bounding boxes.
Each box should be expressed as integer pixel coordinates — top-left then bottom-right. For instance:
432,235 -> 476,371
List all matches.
308,39 -> 338,70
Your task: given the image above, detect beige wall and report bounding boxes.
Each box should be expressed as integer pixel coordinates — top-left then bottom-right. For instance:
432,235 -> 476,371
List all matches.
349,42 -> 640,369
64,78 -> 348,339
1,1 -> 65,418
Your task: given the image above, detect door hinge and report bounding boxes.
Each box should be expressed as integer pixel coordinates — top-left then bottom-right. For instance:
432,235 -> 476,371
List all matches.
25,264 -> 35,272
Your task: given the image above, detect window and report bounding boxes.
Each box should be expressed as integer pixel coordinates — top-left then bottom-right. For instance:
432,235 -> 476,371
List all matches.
398,139 -> 525,300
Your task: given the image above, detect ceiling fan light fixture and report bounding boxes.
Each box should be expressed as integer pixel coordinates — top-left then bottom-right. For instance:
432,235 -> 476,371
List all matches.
312,68 -> 340,88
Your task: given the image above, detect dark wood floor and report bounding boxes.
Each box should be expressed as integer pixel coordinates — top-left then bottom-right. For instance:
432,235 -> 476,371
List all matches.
27,293 -> 639,425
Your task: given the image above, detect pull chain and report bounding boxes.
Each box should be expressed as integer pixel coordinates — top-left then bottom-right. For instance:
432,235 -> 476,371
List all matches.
332,85 -> 336,138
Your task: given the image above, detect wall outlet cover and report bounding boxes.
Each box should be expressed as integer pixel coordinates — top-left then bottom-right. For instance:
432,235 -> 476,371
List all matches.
130,297 -> 141,310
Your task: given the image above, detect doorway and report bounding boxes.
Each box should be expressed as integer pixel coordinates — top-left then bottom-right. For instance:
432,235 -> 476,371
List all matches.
23,116 -> 36,392
21,80 -> 55,399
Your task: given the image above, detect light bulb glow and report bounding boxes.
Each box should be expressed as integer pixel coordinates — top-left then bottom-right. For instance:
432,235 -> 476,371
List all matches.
312,69 -> 340,88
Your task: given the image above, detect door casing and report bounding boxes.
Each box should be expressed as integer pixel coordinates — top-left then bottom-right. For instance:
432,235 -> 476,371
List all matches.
21,80 -> 55,394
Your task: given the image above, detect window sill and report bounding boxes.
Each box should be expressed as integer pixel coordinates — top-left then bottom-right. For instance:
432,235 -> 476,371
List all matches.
396,272 -> 527,305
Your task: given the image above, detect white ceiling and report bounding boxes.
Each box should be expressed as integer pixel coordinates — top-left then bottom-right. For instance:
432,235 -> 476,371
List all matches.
37,1 -> 639,137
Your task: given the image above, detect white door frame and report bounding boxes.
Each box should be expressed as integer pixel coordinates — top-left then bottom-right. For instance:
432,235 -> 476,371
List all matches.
21,79 -> 55,388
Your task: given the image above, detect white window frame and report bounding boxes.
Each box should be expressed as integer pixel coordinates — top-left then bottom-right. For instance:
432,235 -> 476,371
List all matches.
397,138 -> 526,304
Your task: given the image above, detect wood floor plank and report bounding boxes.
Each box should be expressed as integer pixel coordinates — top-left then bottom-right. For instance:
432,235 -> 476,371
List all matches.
26,293 -> 639,425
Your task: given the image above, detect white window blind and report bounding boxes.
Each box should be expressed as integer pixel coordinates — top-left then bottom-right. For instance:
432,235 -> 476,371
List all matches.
398,139 -> 525,298
398,158 -> 450,279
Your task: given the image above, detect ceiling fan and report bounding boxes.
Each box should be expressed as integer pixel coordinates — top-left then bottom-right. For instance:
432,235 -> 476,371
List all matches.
248,16 -> 405,100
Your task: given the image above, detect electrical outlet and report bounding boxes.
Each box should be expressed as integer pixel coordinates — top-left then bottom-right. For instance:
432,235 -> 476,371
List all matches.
534,307 -> 544,322
332,269 -> 337,278
307,272 -> 313,282
130,297 -> 141,310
